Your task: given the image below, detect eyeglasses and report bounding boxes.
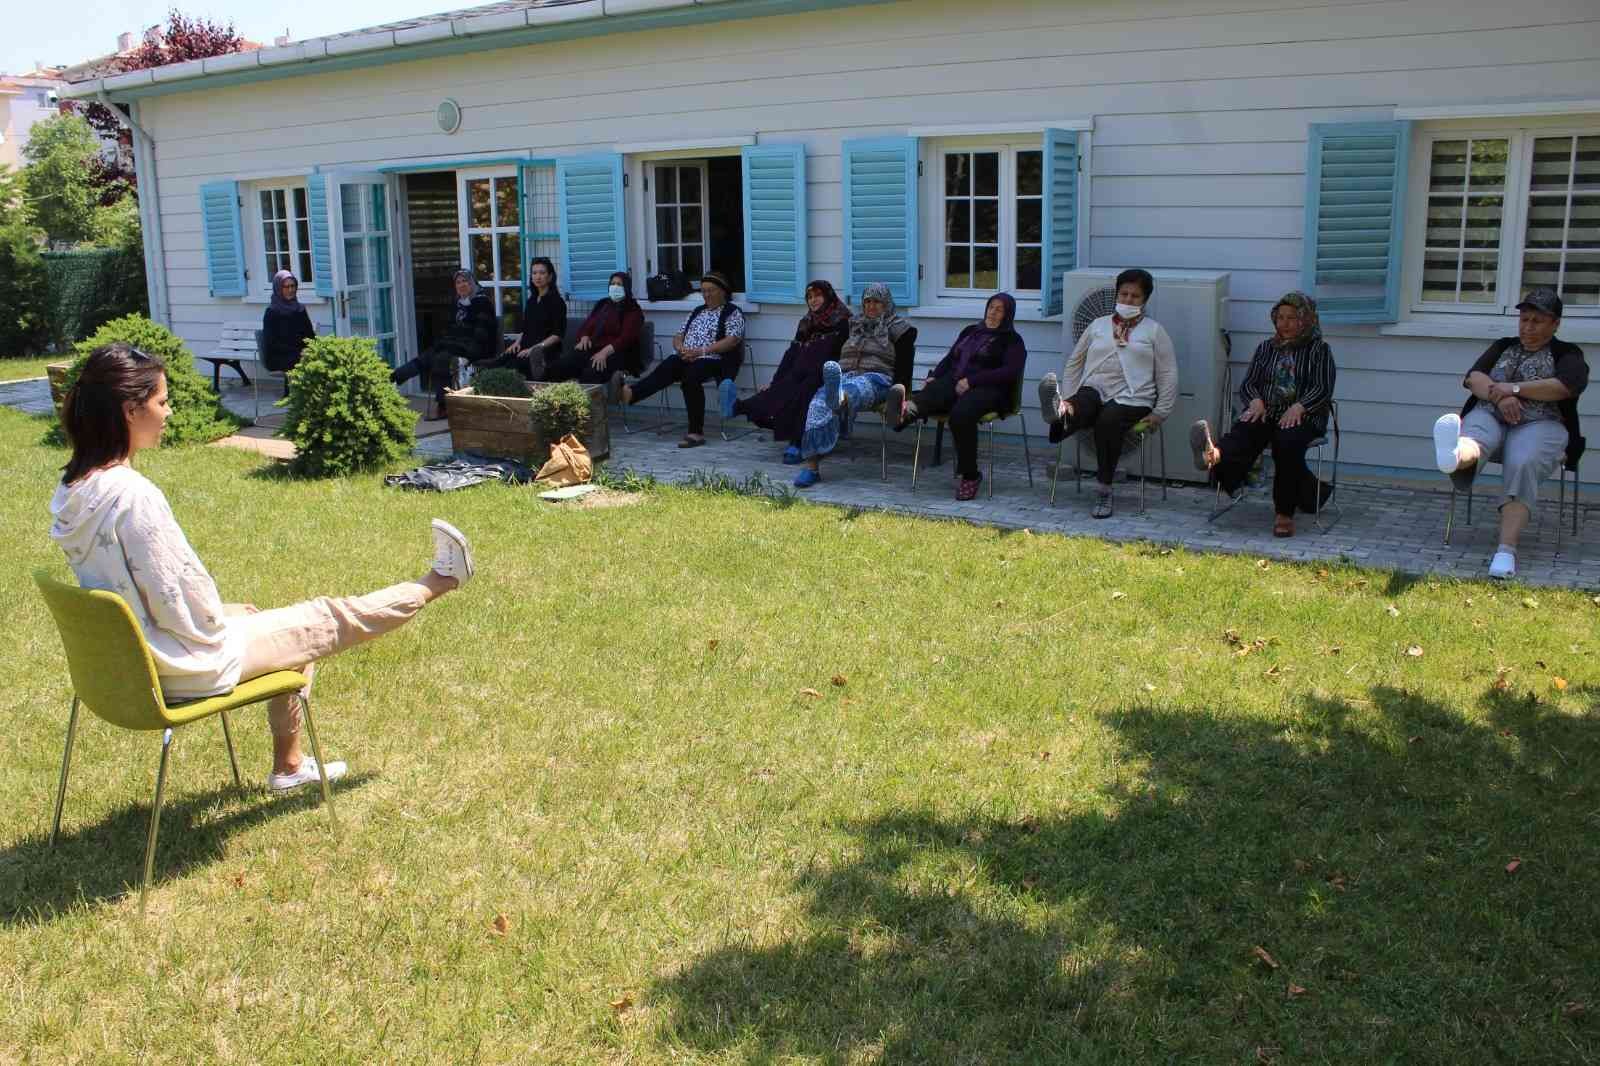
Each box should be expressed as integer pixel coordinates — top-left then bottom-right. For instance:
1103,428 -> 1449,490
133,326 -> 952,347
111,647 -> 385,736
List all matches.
128,346 -> 153,362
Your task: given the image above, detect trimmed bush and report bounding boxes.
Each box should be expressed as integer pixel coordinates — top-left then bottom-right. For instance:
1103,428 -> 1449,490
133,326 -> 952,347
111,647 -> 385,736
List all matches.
282,335 -> 415,478
472,367 -> 530,398
529,380 -> 591,442
0,216 -> 49,357
47,315 -> 243,446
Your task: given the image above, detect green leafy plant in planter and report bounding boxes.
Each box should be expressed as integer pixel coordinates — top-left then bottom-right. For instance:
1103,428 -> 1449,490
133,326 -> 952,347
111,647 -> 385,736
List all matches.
472,367 -> 531,398
45,314 -> 244,446
529,380 -> 591,442
281,336 -> 416,477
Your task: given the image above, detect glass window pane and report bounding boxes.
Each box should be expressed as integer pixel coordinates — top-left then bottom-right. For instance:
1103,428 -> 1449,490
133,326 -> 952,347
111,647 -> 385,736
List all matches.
471,234 -> 493,279
270,188 -> 287,219
1519,251 -> 1563,296
260,189 -> 274,219
974,152 -> 999,197
1017,199 -> 1042,243
292,186 -> 308,219
1016,151 -> 1042,197
945,246 -> 970,289
1425,201 -> 1464,248
263,222 -> 281,255
1467,139 -> 1508,189
945,153 -> 969,197
680,206 -> 703,243
500,287 -> 521,333
295,219 -> 311,256
1429,141 -> 1469,192
656,206 -> 678,244
1459,252 -> 1498,303
1569,192 -> 1600,246
658,245 -> 680,273
975,200 -> 999,243
1575,135 -> 1600,188
347,289 -> 368,332
945,201 -> 971,243
1016,245 -> 1042,291
298,250 -> 313,285
370,236 -> 391,284
1530,136 -> 1575,192
379,337 -> 396,365
340,185 -> 362,231
468,179 -> 491,229
679,166 -> 701,204
1421,254 -> 1460,302
1557,251 -> 1599,307
974,246 -> 999,290
1463,195 -> 1504,249
655,165 -> 677,203
495,178 -> 519,227
376,286 -> 395,334
682,246 -> 704,278
1524,197 -> 1569,249
499,233 -> 521,281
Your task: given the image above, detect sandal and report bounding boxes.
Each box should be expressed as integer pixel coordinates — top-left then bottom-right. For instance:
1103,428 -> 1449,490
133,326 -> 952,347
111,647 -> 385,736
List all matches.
1273,514 -> 1295,538
677,435 -> 706,449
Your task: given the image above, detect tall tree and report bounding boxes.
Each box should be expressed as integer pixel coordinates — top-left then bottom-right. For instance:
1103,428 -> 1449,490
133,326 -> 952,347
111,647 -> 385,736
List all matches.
21,114 -> 100,246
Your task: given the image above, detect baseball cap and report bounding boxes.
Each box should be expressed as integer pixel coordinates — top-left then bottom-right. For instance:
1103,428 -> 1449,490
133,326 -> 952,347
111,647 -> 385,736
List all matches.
1516,288 -> 1563,318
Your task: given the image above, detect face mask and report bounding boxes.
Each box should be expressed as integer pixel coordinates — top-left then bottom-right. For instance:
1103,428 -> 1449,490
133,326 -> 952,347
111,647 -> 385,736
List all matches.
1115,302 -> 1143,319
608,284 -> 625,302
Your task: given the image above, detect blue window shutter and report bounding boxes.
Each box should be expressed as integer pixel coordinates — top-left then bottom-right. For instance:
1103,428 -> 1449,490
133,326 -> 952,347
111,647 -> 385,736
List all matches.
741,143 -> 807,303
1039,129 -> 1079,317
305,175 -> 333,291
842,137 -> 919,305
557,153 -> 626,300
199,180 -> 246,297
1303,120 -> 1412,323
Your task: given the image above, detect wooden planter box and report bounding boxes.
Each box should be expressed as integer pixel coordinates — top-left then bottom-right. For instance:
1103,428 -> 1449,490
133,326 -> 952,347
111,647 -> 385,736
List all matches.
46,362 -> 72,421
444,382 -> 610,465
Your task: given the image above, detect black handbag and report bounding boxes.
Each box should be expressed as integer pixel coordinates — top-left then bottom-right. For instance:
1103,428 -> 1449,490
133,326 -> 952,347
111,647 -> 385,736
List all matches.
646,271 -> 691,301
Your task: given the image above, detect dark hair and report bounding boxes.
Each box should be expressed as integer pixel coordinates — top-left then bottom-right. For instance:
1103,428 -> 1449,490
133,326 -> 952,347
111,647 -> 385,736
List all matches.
529,257 -> 557,285
1115,269 -> 1155,299
60,342 -> 167,484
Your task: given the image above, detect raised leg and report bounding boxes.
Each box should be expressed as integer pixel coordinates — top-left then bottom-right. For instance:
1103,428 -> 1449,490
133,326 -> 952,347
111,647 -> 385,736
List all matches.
219,709 -> 242,788
299,695 -> 339,836
140,728 -> 174,917
49,696 -> 81,847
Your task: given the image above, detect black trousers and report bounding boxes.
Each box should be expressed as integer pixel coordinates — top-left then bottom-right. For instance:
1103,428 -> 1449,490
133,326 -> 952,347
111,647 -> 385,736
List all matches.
909,376 -> 1009,479
1047,386 -> 1152,487
542,348 -> 619,385
390,347 -> 457,406
629,354 -> 725,435
1212,416 -> 1328,515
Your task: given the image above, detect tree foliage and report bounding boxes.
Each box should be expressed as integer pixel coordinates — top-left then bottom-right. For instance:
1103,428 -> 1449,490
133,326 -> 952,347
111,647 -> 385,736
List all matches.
21,114 -> 100,246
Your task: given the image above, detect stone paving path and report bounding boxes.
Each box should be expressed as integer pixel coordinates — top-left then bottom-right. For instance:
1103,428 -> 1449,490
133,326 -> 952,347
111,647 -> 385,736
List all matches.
11,374 -> 1595,590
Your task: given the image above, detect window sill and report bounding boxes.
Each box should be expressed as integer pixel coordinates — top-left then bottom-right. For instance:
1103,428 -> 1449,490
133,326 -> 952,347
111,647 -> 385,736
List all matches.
640,297 -> 762,313
242,292 -> 328,305
909,300 -> 1059,324
1380,317 -> 1600,343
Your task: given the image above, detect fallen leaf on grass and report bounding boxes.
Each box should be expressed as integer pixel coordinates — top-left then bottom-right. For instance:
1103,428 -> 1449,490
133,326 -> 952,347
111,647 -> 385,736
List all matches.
230,873 -> 246,889
1286,983 -> 1308,998
1535,659 -> 1548,669
490,914 -> 511,937
1327,874 -> 1347,891
1493,669 -> 1512,691
799,688 -> 823,699
1256,559 -> 1271,570
610,995 -> 633,1015
1252,946 -> 1280,970
1405,645 -> 1424,658
1263,665 -> 1282,679
1593,595 -> 1600,607
1256,1047 -> 1281,1064
1522,597 -> 1540,609
1505,858 -> 1522,875
706,638 -> 719,651
993,599 -> 1005,609
1564,1002 -> 1587,1018
1143,682 -> 1157,692
1465,597 -> 1475,606
1408,735 -> 1423,745
1316,569 -> 1330,579
1327,645 -> 1342,656
1500,728 -> 1515,738
1038,751 -> 1051,762
1552,676 -> 1569,691
1111,590 -> 1127,600
1385,604 -> 1400,617
831,674 -> 848,687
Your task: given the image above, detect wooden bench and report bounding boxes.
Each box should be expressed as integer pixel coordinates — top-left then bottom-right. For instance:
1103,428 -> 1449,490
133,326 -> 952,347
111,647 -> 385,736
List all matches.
199,324 -> 259,390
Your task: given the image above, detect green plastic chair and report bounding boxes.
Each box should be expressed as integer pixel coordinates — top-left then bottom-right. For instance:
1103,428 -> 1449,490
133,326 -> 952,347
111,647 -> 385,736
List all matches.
33,570 -> 339,915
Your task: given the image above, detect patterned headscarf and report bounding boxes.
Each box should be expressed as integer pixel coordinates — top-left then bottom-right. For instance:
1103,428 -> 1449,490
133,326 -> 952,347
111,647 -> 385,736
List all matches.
1270,291 -> 1322,348
797,279 -> 850,341
452,269 -> 480,302
269,270 -> 301,314
844,281 -> 911,356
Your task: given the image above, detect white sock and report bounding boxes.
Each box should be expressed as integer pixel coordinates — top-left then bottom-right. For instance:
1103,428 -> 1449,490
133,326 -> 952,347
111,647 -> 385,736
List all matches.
1497,543 -> 1516,557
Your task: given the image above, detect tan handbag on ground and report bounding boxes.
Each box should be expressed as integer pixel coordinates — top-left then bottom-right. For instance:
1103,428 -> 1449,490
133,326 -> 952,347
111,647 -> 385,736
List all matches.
536,433 -> 593,487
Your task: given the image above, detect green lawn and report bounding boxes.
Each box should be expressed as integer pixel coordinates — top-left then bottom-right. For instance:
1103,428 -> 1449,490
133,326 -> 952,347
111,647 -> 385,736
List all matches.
0,356 -> 62,382
2,404 -> 1597,1064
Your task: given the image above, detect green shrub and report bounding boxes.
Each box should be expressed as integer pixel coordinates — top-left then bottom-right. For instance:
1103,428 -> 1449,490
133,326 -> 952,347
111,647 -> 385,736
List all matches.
472,367 -> 530,398
47,314 -> 243,446
282,335 -> 415,478
0,212 -> 49,357
529,380 -> 591,441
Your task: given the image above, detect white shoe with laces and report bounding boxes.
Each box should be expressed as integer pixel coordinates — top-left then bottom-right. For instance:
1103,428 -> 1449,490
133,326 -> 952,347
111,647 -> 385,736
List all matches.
268,755 -> 347,792
430,518 -> 474,585
1488,550 -> 1516,581
1433,413 -> 1463,473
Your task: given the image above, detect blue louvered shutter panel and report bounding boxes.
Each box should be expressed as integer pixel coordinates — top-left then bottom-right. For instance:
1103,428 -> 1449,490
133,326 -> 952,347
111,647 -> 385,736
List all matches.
842,137 -> 919,305
741,144 -> 807,303
199,180 -> 246,297
557,153 -> 627,300
1302,121 -> 1412,323
1039,129 -> 1079,317
305,174 -> 333,293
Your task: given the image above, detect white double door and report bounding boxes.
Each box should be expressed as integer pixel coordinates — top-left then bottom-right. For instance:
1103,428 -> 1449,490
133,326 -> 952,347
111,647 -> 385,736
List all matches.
328,172 -> 399,365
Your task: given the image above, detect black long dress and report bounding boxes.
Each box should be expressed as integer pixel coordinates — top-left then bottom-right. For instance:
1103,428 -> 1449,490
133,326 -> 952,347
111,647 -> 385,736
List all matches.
734,318 -> 850,443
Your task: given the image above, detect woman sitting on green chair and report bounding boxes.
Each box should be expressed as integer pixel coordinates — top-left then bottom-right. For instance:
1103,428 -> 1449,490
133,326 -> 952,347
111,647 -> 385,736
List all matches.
50,343 -> 476,792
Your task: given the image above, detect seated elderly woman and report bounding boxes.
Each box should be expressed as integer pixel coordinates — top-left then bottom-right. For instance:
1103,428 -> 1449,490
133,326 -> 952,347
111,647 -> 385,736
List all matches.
793,282 -> 911,487
390,270 -> 499,419
617,270 -> 745,448
884,292 -> 1026,500
1035,268 -> 1177,518
1188,292 -> 1337,537
720,279 -> 851,463
261,270 -> 315,373
1431,288 -> 1588,580
548,271 -> 644,385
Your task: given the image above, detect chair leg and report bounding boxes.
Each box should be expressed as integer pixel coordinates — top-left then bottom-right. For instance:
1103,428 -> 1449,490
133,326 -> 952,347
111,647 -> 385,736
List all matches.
1019,413 -> 1033,488
140,728 -> 174,917
1050,440 -> 1065,506
219,709 -> 242,788
879,416 -> 888,482
1159,425 -> 1169,499
987,422 -> 996,498
911,421 -> 924,492
1557,466 -> 1567,555
1444,484 -> 1457,545
1138,439 -> 1148,515
49,696 -> 81,847
1074,433 -> 1083,496
299,695 -> 339,836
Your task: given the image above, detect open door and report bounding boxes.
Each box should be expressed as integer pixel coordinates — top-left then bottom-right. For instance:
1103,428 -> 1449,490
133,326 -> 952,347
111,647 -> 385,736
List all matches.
328,172 -> 400,365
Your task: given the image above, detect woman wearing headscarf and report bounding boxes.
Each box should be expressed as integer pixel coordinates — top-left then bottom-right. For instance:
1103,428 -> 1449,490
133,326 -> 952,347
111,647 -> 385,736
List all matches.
260,270 -> 315,373
617,270 -> 744,448
1036,268 -> 1177,518
548,271 -> 643,386
499,257 -> 567,379
390,270 -> 499,418
792,281 -> 910,487
885,292 -> 1027,501
721,279 -> 852,462
1189,291 -> 1336,537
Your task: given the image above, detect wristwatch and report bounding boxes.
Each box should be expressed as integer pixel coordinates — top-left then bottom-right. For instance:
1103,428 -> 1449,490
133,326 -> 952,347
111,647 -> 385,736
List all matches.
1511,383 -> 1522,395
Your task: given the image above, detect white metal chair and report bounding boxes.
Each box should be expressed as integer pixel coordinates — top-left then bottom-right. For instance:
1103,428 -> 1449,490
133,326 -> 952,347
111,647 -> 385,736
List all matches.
1052,421 -> 1168,513
1207,364 -> 1341,531
1442,431 -> 1583,552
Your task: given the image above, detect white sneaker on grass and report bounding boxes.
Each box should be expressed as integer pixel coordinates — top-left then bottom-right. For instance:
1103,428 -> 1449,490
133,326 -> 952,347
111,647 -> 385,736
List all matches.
430,518 -> 474,585
268,755 -> 347,792
1488,550 -> 1516,581
1433,413 -> 1463,473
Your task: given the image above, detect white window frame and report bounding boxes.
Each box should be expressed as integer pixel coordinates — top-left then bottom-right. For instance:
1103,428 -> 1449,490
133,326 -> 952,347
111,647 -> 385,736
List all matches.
931,138 -> 1045,302
645,160 -> 710,282
1400,117 -> 1599,328
457,165 -> 522,332
626,147 -> 756,309
241,178 -> 324,302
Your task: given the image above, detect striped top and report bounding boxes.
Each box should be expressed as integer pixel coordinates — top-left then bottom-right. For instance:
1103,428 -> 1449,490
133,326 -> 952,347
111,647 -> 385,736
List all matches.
1238,337 -> 1336,423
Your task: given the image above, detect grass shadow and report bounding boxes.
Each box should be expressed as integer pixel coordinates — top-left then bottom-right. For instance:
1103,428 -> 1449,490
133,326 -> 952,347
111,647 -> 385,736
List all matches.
650,687 -> 1599,1061
1382,570 -> 1428,599
0,773 -> 371,926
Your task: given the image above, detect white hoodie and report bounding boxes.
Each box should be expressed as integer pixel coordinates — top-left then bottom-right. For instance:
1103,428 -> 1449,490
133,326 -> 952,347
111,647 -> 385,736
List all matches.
49,464 -> 243,700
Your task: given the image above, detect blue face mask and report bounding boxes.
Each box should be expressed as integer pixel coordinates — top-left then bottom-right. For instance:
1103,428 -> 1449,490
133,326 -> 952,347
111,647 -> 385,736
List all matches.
609,284 -> 625,302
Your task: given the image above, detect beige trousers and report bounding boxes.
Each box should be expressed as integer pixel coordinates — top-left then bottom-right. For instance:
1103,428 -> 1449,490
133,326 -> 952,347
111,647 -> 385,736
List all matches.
228,581 -> 430,736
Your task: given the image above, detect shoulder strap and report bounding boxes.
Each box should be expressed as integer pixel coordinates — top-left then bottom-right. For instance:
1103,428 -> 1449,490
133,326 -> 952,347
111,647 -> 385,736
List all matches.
715,302 -> 736,341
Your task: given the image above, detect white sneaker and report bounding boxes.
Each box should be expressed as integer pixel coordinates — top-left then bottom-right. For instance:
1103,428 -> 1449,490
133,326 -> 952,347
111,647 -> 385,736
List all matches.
1488,550 -> 1516,581
430,518 -> 474,584
268,755 -> 347,792
1433,413 -> 1462,473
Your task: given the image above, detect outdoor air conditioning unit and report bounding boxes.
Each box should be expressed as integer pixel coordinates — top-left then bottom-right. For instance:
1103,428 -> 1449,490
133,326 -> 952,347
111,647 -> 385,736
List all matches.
1061,269 -> 1230,483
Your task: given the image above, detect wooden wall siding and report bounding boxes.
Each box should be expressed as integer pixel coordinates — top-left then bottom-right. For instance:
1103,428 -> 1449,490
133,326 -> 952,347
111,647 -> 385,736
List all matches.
138,0 -> 1600,477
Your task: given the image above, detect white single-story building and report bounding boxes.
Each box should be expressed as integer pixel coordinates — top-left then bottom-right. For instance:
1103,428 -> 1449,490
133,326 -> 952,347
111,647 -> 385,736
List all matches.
65,0 -> 1600,481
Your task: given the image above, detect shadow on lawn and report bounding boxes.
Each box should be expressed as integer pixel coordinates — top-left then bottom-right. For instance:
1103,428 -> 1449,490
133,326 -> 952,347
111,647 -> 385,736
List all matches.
0,773 -> 370,926
652,686 -> 1599,1062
